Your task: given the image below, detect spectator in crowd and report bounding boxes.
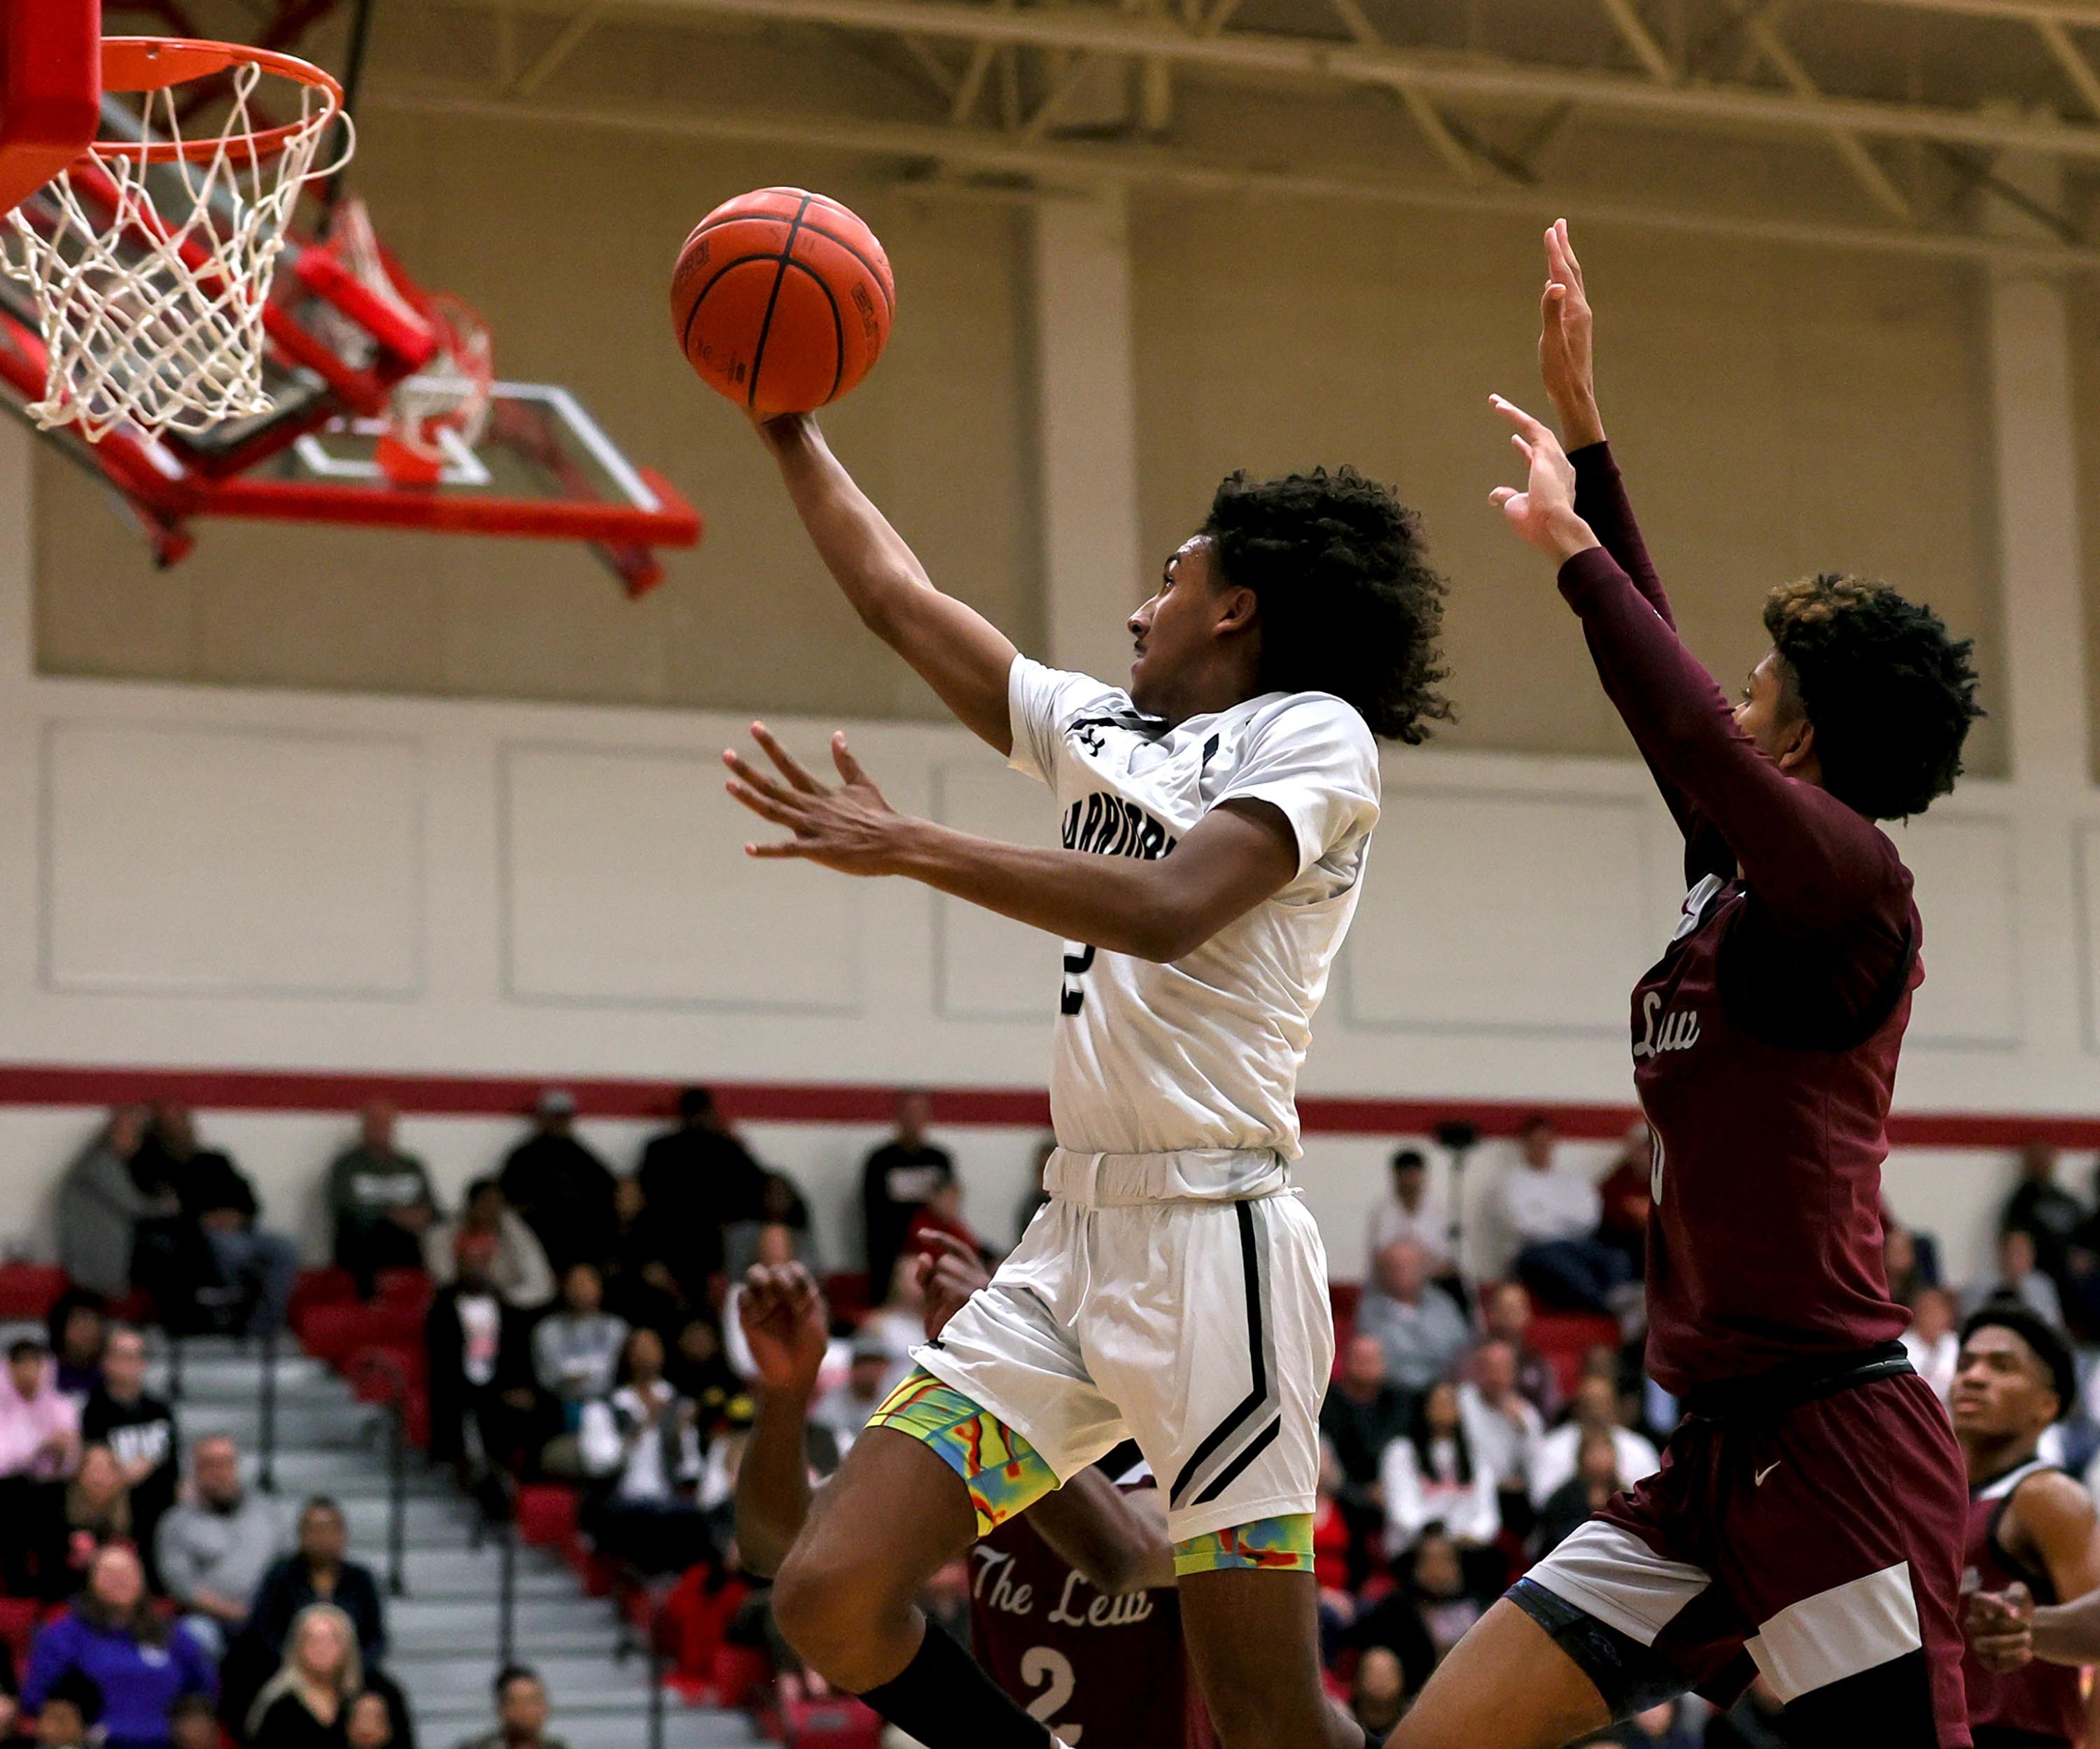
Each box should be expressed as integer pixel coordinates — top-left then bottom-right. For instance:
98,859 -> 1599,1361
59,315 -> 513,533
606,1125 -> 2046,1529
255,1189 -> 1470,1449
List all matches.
532,1264 -> 628,1432
328,1103 -> 438,1299
1900,1284 -> 1961,1402
57,1107 -> 176,1302
1366,1147 -> 1448,1278
1457,1338 -> 1541,1533
1478,1281 -> 1561,1419
24,1545 -> 215,1749
665,1318 -> 743,1433
854,1254 -> 931,1389
1319,1333 -> 1414,1531
1967,1227 -> 2064,1326
246,1604 -> 360,1749
346,1689 -> 398,1749
1497,1116 -> 1631,1318
1884,1218 -> 1930,1307
249,1498 -> 387,1666
902,1179 -> 989,1269
166,1694 -> 220,1749
156,1435 -> 285,1659
424,1179 -> 554,1312
578,1328 -> 710,1577
636,1087 -> 770,1292
0,1338 -> 80,1596
426,1246 -> 542,1498
46,1293 -> 106,1403
1380,1379 -> 1499,1554
1593,1120 -> 1653,1277
810,1337 -> 891,1458
2001,1141 -> 2085,1295
601,1177 -> 688,1335
1348,1646 -> 1407,1741
1529,1374 -> 1662,1508
1352,1525 -> 1487,1676
81,1325 -> 177,1578
721,1174 -> 819,1279
1355,1238 -> 1471,1393
50,1445 -> 132,1597
500,1093 -> 618,1279
31,1671 -> 100,1749
1532,1427 -> 1621,1557
859,1090 -> 954,1298
141,1105 -> 301,1337
454,1665 -> 568,1749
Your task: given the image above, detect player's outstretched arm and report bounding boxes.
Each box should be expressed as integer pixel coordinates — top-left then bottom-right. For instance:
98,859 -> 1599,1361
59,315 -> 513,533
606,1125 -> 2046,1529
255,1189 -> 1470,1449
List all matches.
1539,219 -> 1604,453
758,414 -> 1017,753
724,725 -> 1298,963
1973,1473 -> 2100,1669
734,1261 -> 832,1579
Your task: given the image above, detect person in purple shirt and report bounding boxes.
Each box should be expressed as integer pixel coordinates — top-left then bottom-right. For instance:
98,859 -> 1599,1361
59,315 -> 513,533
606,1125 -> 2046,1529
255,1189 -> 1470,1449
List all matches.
1390,225 -> 1984,1749
24,1544 -> 216,1749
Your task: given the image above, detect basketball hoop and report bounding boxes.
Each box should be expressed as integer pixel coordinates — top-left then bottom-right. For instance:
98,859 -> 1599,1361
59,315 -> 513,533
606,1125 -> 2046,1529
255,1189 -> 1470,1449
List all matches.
0,38 -> 350,443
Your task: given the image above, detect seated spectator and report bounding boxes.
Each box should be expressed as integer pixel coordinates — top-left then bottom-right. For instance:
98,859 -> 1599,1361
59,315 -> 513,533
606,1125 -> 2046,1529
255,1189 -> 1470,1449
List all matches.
901,1180 -> 987,1270
33,1670 -> 100,1749
722,1174 -> 819,1279
156,1434 -> 286,1660
532,1265 -> 629,1431
426,1247 -> 543,1497
1884,1218 -> 1930,1307
81,1326 -> 178,1580
46,1293 -> 108,1403
602,1178 -> 690,1335
811,1338 -> 890,1457
57,1107 -> 177,1302
1901,1285 -> 1961,1402
860,1090 -> 954,1300
141,1105 -> 300,1337
1967,1228 -> 2065,1326
1533,1427 -> 1621,1557
1529,1375 -> 1662,1510
1478,1281 -> 1561,1420
249,1498 -> 386,1666
328,1103 -> 438,1299
2001,1141 -> 2085,1297
1457,1338 -> 1541,1533
0,1339 -> 81,1596
48,1445 -> 132,1599
1351,1526 -> 1485,1679
424,1180 -> 554,1312
1498,1116 -> 1630,1319
247,1604 -> 360,1749
1380,1380 -> 1499,1554
1349,1645 -> 1406,1742
577,1328 -> 710,1577
166,1694 -> 220,1749
1319,1333 -> 1414,1537
454,1666 -> 568,1749
1356,1239 -> 1471,1394
853,1255 -> 930,1392
637,1087 -> 771,1295
1594,1120 -> 1653,1276
24,1545 -> 215,1749
665,1319 -> 743,1433
1366,1146 -> 1448,1277
499,1093 -> 616,1279
346,1689 -> 398,1749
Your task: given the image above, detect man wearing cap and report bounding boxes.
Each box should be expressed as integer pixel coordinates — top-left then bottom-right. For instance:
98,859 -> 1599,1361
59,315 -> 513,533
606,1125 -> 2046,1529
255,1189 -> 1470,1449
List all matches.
1949,1305 -> 2100,1749
498,1092 -> 617,1277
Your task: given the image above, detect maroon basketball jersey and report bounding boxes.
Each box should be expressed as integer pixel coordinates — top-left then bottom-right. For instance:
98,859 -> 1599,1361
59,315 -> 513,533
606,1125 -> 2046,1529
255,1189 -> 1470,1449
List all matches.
969,1505 -> 1215,1748
1634,872 -> 1918,1394
1962,1461 -> 2085,1748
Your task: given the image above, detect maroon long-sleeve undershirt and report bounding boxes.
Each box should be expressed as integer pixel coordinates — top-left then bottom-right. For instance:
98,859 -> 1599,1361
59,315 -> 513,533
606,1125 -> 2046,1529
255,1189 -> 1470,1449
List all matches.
1558,443 -> 1914,1036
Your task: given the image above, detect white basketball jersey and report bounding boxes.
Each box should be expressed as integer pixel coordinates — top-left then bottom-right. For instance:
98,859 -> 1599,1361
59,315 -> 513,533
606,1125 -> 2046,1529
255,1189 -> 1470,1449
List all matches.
1007,654 -> 1380,1165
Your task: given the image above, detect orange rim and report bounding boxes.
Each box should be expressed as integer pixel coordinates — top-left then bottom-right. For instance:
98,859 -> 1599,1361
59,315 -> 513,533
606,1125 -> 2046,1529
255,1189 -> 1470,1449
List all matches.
93,38 -> 344,164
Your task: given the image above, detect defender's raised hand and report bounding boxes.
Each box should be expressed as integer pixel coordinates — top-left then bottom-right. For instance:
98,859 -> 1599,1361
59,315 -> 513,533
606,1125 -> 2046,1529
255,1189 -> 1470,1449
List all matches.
1488,395 -> 1599,563
738,1260 -> 830,1397
725,722 -> 911,874
914,1230 -> 991,1340
1539,220 -> 1604,449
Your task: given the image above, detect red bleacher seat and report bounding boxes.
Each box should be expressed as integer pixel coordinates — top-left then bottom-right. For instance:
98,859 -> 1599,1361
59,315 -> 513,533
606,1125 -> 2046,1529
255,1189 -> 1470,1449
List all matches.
0,1265 -> 66,1320
515,1483 -> 580,1550
766,1697 -> 884,1748
287,1266 -> 357,1330
1529,1309 -> 1620,1400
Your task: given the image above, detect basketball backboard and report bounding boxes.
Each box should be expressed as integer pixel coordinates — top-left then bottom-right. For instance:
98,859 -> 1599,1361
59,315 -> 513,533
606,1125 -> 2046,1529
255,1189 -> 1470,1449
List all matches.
0,1 -> 102,221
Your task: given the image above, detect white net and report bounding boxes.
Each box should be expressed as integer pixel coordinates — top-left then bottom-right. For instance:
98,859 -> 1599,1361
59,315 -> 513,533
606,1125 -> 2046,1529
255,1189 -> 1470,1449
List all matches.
0,54 -> 344,444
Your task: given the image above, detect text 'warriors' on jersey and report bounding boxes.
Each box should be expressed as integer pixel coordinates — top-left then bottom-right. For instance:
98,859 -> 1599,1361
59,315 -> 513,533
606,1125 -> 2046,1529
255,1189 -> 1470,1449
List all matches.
1007,654 -> 1380,1165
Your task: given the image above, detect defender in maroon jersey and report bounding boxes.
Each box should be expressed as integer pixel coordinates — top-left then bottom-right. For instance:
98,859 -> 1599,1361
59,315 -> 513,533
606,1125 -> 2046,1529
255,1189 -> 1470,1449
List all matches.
1390,223 -> 1984,1749
735,1245 -> 1219,1749
1943,1306 -> 2100,1749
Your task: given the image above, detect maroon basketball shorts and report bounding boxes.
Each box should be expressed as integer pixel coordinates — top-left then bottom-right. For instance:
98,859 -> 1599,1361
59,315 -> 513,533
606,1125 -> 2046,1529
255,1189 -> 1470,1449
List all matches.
1517,1361 -> 1970,1748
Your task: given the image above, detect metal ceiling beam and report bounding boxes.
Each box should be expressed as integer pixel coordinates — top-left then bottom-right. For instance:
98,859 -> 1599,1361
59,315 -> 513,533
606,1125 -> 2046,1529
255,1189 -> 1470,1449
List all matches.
364,81 -> 2100,272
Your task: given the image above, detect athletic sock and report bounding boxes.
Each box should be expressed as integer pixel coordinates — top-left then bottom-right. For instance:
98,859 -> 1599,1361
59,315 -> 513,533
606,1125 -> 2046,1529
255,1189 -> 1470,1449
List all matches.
858,1616 -> 1056,1748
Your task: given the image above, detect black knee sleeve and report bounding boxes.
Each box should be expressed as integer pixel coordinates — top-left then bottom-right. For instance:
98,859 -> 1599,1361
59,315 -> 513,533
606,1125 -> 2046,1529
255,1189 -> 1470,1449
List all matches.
1505,1577 -> 1690,1722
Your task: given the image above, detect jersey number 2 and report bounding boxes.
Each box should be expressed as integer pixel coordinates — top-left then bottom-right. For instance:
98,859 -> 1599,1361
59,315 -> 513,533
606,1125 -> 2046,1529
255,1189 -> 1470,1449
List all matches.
1059,944 -> 1096,1016
1021,1646 -> 1080,1743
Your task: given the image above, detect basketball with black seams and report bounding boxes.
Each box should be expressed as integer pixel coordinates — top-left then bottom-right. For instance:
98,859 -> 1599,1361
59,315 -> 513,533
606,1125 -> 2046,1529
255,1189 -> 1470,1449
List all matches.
671,187 -> 895,416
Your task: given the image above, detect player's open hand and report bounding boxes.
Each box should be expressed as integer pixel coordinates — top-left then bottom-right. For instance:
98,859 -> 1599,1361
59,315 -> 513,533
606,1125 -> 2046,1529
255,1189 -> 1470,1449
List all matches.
915,1231 -> 991,1340
738,1260 -> 829,1396
1964,1582 -> 2036,1672
725,723 -> 909,875
1488,395 -> 1599,564
1539,220 -> 1602,447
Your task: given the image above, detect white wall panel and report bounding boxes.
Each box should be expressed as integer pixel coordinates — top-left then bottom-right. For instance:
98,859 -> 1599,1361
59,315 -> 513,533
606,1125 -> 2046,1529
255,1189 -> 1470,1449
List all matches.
42,722 -> 421,999
1893,812 -> 2023,1048
1343,789 -> 1654,1036
930,762 -> 1062,1021
2080,824 -> 2100,1052
500,743 -> 864,1014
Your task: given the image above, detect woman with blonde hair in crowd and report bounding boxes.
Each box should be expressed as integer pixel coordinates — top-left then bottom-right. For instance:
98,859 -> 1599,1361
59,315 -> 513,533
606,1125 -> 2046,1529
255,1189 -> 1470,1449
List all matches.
248,1603 -> 362,1749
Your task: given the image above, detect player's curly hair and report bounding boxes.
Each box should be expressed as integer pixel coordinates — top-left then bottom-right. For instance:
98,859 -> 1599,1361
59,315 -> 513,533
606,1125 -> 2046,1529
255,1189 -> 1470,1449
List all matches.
1762,573 -> 1983,822
1200,466 -> 1452,744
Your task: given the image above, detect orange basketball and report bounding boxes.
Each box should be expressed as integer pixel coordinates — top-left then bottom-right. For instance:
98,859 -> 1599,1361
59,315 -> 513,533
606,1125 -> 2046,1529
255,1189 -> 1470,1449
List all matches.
670,188 -> 895,416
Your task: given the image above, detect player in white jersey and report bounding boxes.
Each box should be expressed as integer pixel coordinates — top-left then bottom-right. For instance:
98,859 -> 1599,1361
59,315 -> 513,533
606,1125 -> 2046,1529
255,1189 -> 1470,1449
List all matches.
720,411 -> 1450,1749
